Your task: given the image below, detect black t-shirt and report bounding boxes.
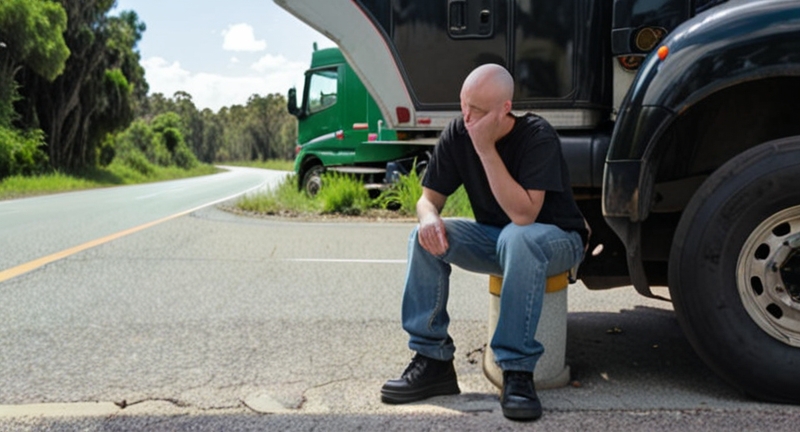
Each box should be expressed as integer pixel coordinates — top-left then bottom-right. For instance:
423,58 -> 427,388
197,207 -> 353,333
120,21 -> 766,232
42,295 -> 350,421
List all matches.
423,113 -> 588,243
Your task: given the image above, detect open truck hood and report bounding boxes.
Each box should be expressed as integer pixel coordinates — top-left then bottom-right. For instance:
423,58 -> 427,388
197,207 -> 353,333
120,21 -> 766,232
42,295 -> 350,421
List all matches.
275,0 -> 441,130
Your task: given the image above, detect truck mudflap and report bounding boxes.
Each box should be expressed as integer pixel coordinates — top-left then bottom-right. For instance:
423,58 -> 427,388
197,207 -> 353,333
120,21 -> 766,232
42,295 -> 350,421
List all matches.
604,216 -> 668,301
602,157 -> 668,299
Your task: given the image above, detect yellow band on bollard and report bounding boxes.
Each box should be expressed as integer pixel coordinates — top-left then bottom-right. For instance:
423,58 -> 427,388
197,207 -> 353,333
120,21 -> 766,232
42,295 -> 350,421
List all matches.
489,272 -> 569,296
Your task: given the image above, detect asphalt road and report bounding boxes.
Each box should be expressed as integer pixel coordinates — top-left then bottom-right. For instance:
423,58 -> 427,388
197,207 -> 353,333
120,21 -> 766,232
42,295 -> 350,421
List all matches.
1,169 -> 798,431
0,165 -> 286,273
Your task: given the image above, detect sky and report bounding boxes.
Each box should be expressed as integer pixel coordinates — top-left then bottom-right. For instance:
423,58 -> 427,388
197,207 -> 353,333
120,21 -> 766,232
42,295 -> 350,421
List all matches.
112,0 -> 335,112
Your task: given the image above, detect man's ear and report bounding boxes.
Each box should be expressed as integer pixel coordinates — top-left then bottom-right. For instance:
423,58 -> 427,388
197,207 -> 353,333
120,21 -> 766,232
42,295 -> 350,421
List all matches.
502,100 -> 512,115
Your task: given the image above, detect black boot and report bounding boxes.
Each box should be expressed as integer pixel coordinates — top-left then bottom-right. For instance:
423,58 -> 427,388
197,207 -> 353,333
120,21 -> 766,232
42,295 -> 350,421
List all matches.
501,370 -> 542,421
381,353 -> 460,404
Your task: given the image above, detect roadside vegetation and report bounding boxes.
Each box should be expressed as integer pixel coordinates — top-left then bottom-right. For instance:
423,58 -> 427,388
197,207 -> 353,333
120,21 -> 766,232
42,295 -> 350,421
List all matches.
0,162 -> 218,201
1,2 -> 469,221
235,170 -> 474,219
1,1 -> 296,201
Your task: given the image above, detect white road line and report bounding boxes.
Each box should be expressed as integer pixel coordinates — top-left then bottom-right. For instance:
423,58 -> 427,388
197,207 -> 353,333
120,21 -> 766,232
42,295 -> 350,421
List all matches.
135,187 -> 186,200
283,258 -> 406,264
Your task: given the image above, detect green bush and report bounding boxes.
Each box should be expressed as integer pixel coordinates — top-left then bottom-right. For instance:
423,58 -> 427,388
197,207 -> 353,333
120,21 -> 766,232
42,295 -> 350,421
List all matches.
113,120 -> 162,167
0,74 -> 20,129
236,173 -> 320,215
173,143 -> 199,169
317,172 -> 373,215
378,167 -> 473,218
119,119 -> 154,154
0,127 -> 49,179
377,167 -> 423,215
236,173 -> 377,217
160,126 -> 182,154
118,149 -> 155,176
233,168 -> 471,219
96,134 -> 116,167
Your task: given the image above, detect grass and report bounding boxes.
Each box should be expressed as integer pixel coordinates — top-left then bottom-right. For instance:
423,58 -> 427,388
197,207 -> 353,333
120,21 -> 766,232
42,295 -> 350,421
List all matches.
235,170 -> 474,220
0,161 -> 219,201
0,159 -> 298,201
236,172 -> 377,217
377,167 -> 473,218
441,185 -> 474,219
1,154 -> 474,222
236,172 -> 322,216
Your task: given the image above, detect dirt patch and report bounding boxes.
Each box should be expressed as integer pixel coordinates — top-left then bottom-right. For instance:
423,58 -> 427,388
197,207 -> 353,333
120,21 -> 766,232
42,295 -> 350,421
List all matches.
217,204 -> 416,223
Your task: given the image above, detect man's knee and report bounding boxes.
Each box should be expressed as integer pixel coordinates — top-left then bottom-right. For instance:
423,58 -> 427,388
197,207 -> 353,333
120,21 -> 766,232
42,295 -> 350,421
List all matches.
498,223 -> 540,245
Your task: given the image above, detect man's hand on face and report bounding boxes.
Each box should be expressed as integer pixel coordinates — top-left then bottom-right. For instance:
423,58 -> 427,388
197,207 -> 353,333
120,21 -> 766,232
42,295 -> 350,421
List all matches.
465,108 -> 503,156
418,213 -> 449,256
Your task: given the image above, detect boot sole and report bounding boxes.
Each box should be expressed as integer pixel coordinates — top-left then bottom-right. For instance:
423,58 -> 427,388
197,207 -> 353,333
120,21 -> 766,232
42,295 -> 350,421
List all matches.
502,405 -> 543,421
380,380 -> 461,404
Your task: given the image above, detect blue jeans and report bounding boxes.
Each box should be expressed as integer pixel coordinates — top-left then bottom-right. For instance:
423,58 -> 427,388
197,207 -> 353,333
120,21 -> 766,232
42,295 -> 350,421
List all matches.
401,218 -> 584,372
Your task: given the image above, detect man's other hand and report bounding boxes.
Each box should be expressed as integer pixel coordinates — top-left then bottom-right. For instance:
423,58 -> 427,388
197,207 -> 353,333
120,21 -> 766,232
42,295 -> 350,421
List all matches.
418,214 -> 449,256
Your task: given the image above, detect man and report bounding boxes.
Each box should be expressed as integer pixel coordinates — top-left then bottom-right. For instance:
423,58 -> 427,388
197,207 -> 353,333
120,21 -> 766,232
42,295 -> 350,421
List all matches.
380,64 -> 588,421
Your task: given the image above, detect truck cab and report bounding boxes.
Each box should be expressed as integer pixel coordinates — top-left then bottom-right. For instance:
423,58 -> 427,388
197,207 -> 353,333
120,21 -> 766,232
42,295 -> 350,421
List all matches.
288,46 -> 429,195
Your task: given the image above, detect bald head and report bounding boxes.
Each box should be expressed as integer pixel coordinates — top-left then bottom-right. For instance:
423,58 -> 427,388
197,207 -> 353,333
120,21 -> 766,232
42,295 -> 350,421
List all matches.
461,64 -> 514,106
460,64 -> 515,130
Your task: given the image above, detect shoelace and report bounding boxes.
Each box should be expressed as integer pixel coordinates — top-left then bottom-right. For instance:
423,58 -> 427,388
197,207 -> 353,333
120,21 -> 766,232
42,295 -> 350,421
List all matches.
505,372 -> 534,396
401,354 -> 428,381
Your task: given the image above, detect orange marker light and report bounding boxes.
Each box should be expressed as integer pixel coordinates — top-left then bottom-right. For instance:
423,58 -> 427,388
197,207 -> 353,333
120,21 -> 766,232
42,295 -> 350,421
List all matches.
657,45 -> 669,61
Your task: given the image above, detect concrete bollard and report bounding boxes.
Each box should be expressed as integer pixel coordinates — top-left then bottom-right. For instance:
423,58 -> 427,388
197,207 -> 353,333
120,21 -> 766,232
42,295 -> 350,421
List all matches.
482,273 -> 570,390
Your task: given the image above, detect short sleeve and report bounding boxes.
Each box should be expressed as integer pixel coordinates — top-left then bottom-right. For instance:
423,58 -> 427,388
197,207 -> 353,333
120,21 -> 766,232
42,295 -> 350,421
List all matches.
511,121 -> 564,193
422,120 -> 463,196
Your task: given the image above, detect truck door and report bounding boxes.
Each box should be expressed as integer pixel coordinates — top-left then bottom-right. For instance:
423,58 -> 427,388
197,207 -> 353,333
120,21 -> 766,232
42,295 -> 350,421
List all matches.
298,66 -> 342,146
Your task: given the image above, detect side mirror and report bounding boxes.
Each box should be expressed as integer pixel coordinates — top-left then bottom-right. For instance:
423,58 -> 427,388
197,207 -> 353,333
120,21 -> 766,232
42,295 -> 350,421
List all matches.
287,88 -> 303,118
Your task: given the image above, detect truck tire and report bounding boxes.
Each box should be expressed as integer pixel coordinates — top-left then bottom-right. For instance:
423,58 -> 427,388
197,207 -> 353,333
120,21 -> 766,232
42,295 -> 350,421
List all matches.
669,136 -> 800,403
302,164 -> 324,196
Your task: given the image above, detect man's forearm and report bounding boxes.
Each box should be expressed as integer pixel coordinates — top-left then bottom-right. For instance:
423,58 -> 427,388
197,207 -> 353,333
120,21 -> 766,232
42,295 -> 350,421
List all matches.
478,150 -> 541,225
416,196 -> 441,223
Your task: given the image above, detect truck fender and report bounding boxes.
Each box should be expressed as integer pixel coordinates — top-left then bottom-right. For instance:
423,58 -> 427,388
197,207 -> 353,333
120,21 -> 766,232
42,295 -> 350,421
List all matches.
605,0 -> 800,221
603,0 -> 800,298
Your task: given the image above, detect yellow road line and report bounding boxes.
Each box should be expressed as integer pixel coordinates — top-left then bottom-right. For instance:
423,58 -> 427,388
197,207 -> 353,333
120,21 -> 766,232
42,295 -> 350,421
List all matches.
0,210 -> 191,284
0,185 -> 264,284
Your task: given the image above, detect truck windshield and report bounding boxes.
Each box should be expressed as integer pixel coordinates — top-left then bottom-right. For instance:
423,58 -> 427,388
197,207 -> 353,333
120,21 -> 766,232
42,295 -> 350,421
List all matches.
307,68 -> 338,114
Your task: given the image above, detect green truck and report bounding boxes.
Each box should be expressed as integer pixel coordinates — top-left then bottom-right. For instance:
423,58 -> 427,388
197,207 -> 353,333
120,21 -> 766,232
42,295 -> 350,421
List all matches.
287,45 -> 432,195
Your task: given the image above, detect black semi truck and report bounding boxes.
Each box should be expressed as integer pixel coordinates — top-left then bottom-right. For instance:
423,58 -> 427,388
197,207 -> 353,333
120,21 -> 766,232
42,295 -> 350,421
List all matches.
275,0 -> 800,403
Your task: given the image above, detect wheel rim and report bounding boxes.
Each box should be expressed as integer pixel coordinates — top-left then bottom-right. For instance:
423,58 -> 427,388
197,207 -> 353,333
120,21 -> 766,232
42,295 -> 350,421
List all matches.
304,167 -> 322,196
738,205 -> 800,347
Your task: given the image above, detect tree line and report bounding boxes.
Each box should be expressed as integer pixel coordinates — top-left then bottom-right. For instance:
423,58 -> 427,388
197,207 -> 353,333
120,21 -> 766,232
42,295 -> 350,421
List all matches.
0,0 -> 297,180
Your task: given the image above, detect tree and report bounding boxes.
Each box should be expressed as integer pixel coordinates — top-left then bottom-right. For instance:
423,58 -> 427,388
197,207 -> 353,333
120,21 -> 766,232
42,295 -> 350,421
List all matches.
150,111 -> 197,169
172,91 -> 205,161
220,104 -> 251,161
241,93 -> 297,161
15,0 -> 147,169
200,108 -> 222,163
0,0 -> 69,128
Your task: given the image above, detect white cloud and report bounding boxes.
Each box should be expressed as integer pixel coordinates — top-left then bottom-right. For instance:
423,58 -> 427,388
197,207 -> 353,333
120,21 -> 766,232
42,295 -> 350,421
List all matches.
141,56 -> 307,111
222,23 -> 266,52
251,53 -> 298,73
